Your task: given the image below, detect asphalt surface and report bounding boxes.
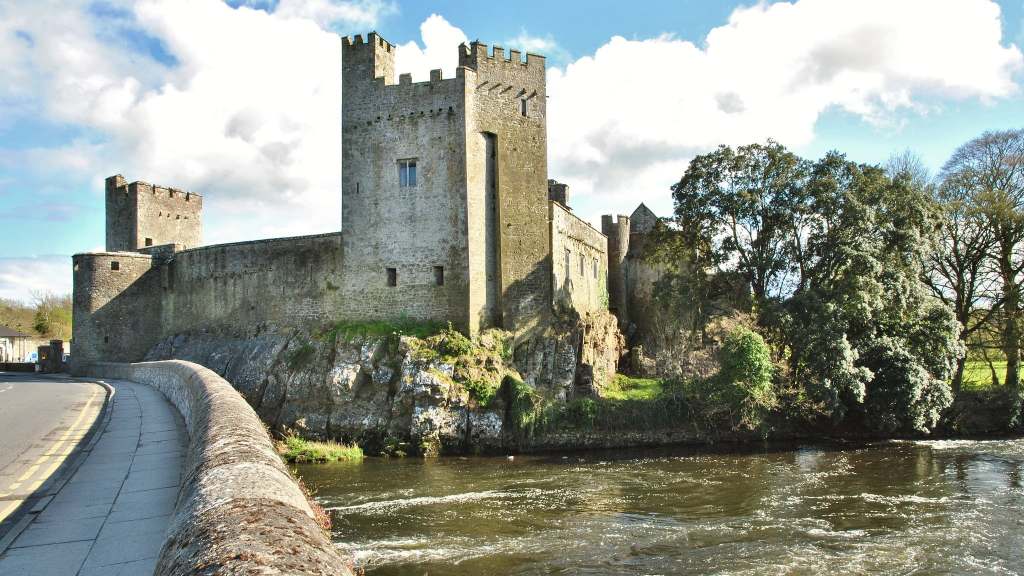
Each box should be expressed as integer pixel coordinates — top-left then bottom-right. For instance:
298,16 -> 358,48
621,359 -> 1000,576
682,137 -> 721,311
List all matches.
0,373 -> 104,524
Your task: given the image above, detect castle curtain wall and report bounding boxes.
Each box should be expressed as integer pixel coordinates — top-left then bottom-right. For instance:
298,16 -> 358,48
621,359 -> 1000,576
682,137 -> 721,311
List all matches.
163,233 -> 343,337
551,202 -> 608,314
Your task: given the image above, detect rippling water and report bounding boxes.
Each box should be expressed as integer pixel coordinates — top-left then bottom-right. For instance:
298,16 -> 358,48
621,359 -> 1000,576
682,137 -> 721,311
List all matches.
297,439 -> 1024,575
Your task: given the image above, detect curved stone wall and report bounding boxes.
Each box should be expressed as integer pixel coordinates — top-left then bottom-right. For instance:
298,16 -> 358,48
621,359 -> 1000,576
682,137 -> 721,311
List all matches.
85,360 -> 353,576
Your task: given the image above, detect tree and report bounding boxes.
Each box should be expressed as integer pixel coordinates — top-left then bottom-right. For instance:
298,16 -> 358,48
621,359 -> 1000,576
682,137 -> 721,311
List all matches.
31,292 -> 72,340
783,156 -> 957,430
670,141 -> 810,301
922,157 -> 999,394
940,130 -> 1024,392
657,144 -> 959,433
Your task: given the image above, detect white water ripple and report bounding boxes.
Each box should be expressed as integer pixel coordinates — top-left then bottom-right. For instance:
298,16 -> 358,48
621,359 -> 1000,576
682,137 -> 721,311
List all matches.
326,487 -> 551,514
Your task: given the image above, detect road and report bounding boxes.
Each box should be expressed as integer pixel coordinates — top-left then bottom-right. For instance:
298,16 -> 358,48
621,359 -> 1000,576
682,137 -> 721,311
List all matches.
0,373 -> 104,525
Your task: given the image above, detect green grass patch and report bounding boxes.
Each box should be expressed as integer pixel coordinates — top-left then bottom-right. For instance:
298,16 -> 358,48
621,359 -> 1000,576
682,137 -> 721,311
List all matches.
464,378 -> 500,406
502,376 -> 694,438
602,374 -> 664,400
320,318 -> 444,343
963,360 -> 1006,391
286,343 -> 316,370
279,435 -> 364,464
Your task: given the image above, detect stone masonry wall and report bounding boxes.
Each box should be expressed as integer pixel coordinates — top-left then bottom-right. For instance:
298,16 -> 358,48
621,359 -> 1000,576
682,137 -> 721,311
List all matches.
341,34 -> 473,332
164,232 -> 343,337
551,201 -> 608,314
602,214 -> 630,327
83,360 -> 354,576
133,182 -> 202,250
461,42 -> 551,334
104,175 -> 201,251
71,252 -> 161,370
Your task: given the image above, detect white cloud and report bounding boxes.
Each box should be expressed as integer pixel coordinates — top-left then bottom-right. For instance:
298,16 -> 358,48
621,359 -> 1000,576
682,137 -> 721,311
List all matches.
393,13 -> 468,81
2,1 -> 1022,298
0,256 -> 72,302
271,0 -> 395,30
547,0 -> 1024,220
0,0 -> 371,245
505,30 -> 570,64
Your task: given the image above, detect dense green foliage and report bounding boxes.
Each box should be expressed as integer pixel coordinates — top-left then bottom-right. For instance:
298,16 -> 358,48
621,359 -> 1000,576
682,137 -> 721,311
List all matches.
657,139 -> 972,434
437,322 -> 473,359
715,327 -> 776,429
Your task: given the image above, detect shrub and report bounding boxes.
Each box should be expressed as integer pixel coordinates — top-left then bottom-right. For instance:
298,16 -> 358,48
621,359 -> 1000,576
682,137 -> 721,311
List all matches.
712,327 -> 776,430
438,322 -> 473,359
560,397 -> 598,428
859,336 -> 952,434
503,375 -> 545,436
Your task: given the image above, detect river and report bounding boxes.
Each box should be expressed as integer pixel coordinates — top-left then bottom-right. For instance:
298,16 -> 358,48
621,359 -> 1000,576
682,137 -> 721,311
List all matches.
298,439 -> 1024,575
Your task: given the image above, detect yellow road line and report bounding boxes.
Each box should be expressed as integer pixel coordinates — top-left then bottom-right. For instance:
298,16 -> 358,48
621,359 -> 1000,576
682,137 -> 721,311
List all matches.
28,389 -> 102,491
0,387 -> 102,495
0,498 -> 22,523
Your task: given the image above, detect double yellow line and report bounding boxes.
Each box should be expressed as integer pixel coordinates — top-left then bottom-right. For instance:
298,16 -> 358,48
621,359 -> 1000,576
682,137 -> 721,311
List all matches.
0,387 -> 102,522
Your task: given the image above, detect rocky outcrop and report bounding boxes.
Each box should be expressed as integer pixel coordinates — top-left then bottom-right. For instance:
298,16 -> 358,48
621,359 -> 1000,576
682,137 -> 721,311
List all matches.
513,311 -> 623,399
144,311 -> 624,455
83,360 -> 353,576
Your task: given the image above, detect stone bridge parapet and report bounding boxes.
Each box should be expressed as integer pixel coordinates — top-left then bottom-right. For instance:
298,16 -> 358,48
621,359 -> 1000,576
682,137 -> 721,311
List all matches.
83,360 -> 354,576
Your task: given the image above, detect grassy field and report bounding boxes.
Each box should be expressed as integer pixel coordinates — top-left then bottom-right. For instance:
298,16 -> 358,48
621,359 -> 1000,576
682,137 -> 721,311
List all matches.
962,360 -> 1007,391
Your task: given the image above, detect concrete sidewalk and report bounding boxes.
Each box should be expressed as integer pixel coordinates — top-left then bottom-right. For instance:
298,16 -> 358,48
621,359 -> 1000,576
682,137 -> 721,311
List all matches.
0,379 -> 187,575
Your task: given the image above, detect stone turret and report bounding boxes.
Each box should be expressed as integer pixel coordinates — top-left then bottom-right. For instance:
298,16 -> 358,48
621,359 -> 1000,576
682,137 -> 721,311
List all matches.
602,214 -> 630,328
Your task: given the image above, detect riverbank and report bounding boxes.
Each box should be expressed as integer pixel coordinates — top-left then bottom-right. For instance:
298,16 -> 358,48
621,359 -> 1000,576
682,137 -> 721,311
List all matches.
140,323 -> 1022,457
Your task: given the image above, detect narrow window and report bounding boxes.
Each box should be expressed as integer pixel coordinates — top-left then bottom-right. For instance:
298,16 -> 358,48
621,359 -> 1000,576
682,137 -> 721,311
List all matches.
398,159 -> 418,187
168,190 -> 173,198
145,238 -> 153,247
103,336 -> 109,344
434,266 -> 444,286
386,267 -> 397,287
520,99 -> 527,117
356,182 -> 360,194
579,254 -> 585,275
110,261 -> 120,271
593,258 -> 598,278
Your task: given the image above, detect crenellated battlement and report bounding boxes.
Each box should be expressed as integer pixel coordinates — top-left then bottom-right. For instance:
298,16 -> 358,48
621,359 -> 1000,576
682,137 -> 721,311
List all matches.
458,41 -> 545,76
342,32 -> 396,89
340,32 -> 394,51
105,173 -> 202,253
107,175 -> 201,201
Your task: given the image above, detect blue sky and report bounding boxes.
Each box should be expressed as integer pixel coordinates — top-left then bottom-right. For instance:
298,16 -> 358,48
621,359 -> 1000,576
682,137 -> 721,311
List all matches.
1,0 -> 1022,301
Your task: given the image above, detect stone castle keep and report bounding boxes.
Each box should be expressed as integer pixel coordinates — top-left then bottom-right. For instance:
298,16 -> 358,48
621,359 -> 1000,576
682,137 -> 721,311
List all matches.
72,33 -> 656,374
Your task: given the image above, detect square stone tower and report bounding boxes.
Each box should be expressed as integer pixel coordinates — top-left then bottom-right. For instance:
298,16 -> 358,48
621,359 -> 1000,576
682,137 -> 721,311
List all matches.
340,33 -> 550,335
105,174 -> 202,252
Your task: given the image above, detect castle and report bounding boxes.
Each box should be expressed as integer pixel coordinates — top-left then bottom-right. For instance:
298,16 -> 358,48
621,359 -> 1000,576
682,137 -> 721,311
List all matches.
71,32 -> 657,373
